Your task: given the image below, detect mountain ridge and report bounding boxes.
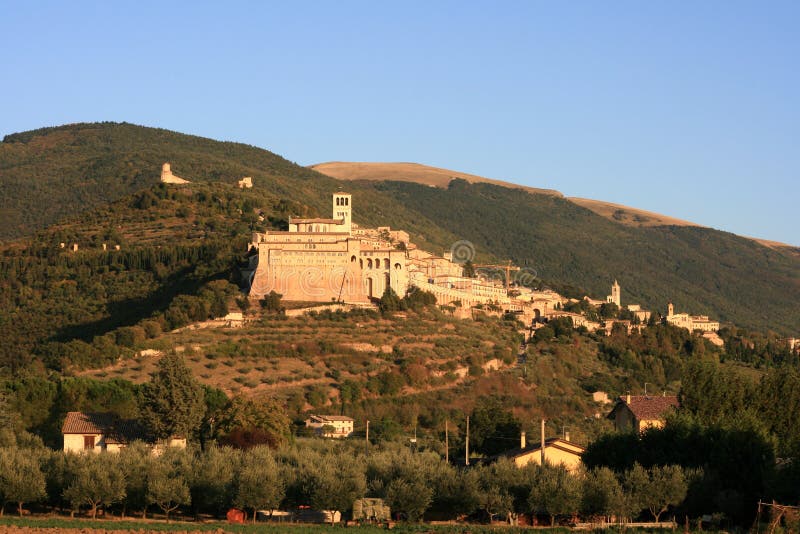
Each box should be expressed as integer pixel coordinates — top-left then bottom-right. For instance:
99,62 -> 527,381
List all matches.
1,122 -> 798,334
311,161 -> 795,250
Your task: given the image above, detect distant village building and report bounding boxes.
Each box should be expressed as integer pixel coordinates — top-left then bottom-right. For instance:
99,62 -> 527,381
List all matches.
304,414 -> 355,438
607,395 -> 680,433
160,162 -> 190,184
702,331 -> 725,347
592,391 -> 611,404
238,176 -> 253,188
626,304 -> 652,323
62,411 -> 186,453
666,302 -> 719,332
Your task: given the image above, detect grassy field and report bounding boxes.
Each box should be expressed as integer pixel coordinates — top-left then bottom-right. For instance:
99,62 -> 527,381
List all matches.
1,516 -> 712,533
0,516 -> 582,533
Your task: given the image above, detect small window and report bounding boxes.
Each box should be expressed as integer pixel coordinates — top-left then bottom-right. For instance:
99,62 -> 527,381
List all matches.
84,435 -> 95,450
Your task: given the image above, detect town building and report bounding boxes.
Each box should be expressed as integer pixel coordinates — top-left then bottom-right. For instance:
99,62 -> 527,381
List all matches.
666,302 -> 719,332
607,395 -> 680,433
304,414 -> 355,438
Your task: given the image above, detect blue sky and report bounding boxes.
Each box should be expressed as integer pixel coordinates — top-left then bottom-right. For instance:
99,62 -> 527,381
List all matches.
1,1 -> 798,244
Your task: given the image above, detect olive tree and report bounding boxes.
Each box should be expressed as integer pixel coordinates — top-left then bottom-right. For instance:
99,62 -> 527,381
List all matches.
528,465 -> 581,526
63,452 -> 126,519
0,447 -> 47,517
235,446 -> 283,523
192,446 -> 240,517
146,447 -> 192,520
118,442 -> 151,517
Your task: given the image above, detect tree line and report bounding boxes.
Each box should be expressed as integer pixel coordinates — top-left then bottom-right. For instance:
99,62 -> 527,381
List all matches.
1,433 -> 695,526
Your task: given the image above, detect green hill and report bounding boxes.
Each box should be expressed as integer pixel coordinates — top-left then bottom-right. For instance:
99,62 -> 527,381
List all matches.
0,122 -> 798,336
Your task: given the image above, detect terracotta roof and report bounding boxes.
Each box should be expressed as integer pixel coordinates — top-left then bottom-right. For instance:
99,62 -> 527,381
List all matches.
61,412 -> 147,444
494,437 -> 586,461
608,395 -> 680,421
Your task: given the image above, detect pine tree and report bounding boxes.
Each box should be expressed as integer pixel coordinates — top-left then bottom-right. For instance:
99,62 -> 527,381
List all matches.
139,353 -> 205,441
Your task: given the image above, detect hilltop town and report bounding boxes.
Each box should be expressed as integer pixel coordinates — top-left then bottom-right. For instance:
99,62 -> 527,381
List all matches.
242,189 -> 725,342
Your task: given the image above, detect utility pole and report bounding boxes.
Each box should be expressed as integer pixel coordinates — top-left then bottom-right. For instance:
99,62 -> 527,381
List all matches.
540,419 -> 546,466
445,420 -> 449,464
365,420 -> 369,455
465,415 -> 470,466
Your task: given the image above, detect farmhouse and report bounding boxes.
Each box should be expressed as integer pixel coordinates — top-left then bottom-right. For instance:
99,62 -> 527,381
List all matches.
62,411 -> 187,453
607,395 -> 680,433
304,414 -> 355,438
493,431 -> 585,473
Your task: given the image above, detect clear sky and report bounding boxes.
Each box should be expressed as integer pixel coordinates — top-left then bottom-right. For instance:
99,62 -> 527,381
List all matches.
1,1 -> 798,244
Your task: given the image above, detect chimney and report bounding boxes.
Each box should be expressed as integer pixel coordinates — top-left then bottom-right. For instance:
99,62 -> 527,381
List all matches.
564,431 -> 570,442
520,431 -> 526,449
626,393 -> 631,404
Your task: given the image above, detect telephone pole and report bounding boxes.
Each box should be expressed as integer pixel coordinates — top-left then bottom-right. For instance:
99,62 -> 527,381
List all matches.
365,419 -> 369,455
465,415 -> 470,466
445,420 -> 449,463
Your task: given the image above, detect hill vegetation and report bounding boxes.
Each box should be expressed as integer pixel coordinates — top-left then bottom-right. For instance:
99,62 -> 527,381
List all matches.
1,122 -> 798,529
0,122 -> 797,334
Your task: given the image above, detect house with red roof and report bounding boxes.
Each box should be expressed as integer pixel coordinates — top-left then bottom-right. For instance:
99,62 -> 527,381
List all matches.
62,411 -> 186,453
607,394 -> 680,433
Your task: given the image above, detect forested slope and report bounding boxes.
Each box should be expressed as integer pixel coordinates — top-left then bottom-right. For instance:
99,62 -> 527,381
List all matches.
1,122 -> 797,334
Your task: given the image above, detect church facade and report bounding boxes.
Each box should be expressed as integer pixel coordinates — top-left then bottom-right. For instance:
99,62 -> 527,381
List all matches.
248,193 -> 410,303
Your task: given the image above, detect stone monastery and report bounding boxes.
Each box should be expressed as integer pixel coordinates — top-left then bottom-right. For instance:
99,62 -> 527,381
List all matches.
246,192 -> 534,311
244,192 -> 720,334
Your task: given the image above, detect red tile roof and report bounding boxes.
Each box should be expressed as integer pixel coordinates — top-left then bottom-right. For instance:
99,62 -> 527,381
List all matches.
61,412 -> 146,444
490,437 -> 586,463
609,395 -> 680,421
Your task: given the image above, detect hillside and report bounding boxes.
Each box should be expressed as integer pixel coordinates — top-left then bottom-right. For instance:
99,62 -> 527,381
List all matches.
311,161 -> 699,228
310,161 -> 563,198
0,122 -> 798,335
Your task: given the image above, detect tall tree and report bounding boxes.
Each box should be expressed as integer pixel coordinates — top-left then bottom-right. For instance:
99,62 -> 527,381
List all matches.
467,395 -> 521,456
139,353 -> 205,441
218,395 -> 290,449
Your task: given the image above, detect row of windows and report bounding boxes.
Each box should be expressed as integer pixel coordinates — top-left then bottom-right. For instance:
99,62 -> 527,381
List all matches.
351,256 -> 403,270
335,196 -> 350,206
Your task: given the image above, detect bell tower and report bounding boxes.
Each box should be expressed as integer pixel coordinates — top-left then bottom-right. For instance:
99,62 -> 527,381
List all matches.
607,279 -> 621,307
332,192 -> 352,234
